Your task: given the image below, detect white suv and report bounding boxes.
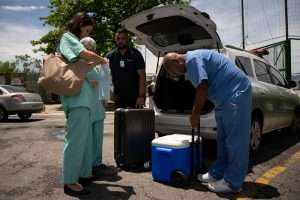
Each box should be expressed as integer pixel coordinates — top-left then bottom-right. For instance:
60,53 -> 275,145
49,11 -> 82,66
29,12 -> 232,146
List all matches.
122,5 -> 300,151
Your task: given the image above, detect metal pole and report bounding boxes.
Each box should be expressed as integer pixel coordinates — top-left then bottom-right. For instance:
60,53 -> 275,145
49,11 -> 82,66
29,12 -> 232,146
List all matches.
285,0 -> 291,80
285,0 -> 289,40
241,0 -> 245,49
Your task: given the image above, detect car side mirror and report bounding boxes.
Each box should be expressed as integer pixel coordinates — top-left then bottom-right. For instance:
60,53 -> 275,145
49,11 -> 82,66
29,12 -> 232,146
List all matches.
288,80 -> 297,88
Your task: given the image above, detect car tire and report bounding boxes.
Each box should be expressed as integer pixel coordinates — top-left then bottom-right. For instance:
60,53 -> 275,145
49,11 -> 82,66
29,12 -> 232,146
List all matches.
290,108 -> 300,135
250,116 -> 262,153
0,106 -> 8,121
18,113 -> 32,120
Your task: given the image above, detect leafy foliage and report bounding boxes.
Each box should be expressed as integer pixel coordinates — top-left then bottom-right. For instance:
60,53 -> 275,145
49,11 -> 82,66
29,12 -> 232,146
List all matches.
31,0 -> 188,54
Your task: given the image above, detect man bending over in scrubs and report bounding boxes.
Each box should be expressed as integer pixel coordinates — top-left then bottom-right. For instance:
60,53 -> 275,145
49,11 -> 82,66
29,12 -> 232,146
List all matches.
163,49 -> 252,193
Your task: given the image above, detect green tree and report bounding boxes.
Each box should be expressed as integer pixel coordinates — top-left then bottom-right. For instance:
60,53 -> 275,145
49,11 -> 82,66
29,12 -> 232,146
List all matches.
0,61 -> 16,74
15,54 -> 42,74
32,0 -> 187,55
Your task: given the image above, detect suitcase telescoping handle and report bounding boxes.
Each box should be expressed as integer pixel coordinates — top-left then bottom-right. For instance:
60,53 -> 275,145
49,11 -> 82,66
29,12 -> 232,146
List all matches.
191,126 -> 201,177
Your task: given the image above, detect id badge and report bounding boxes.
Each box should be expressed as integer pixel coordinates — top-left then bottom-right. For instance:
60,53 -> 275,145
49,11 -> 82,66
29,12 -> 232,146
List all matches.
120,60 -> 125,68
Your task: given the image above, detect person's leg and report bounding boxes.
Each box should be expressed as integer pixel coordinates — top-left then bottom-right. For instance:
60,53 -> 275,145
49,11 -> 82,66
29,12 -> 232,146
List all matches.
79,119 -> 93,178
222,87 -> 252,191
208,107 -> 228,180
64,107 -> 92,184
92,120 -> 104,167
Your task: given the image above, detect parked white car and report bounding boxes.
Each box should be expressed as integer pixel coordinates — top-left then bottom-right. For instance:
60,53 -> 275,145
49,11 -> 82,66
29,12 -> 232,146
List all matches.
122,5 -> 300,151
0,85 -> 44,121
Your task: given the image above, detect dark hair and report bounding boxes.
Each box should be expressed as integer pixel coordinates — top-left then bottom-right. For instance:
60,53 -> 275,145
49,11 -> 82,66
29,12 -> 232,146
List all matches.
67,12 -> 94,38
115,28 -> 128,35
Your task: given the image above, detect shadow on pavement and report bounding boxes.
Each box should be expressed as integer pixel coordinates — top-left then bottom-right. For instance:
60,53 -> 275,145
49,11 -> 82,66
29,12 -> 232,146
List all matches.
1,118 -> 45,123
78,183 -> 136,200
217,181 -> 280,199
201,130 -> 300,168
250,130 -> 300,166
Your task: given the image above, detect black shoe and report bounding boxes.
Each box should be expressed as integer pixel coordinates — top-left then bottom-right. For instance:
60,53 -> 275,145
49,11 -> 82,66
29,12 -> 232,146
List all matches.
64,185 -> 90,196
78,177 -> 95,186
93,164 -> 118,177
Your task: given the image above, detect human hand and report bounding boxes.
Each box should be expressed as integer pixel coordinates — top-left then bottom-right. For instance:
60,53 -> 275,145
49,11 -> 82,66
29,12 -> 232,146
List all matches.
90,80 -> 98,88
102,57 -> 109,64
136,96 -> 145,108
101,100 -> 107,108
190,113 -> 200,129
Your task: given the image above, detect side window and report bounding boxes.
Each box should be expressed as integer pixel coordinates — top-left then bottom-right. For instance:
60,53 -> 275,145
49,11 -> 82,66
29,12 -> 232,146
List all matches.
235,56 -> 254,77
0,89 -> 3,95
254,60 -> 272,84
269,66 -> 286,87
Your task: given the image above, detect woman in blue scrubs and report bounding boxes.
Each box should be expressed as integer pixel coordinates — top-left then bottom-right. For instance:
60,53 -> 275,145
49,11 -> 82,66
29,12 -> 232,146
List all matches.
163,50 -> 252,193
58,12 -> 108,195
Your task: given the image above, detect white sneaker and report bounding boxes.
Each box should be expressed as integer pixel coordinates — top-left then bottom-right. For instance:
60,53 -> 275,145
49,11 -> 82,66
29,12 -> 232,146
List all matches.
208,179 -> 241,193
197,172 -> 217,183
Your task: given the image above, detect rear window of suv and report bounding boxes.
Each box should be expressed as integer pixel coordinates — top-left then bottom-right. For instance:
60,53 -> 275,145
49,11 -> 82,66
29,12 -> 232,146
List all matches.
136,16 -> 212,47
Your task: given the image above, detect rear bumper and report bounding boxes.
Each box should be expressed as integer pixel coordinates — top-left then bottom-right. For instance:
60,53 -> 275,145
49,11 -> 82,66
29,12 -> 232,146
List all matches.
155,110 -> 217,139
7,102 -> 44,114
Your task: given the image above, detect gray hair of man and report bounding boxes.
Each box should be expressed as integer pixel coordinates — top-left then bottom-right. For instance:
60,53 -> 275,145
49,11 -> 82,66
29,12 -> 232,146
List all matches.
80,36 -> 96,51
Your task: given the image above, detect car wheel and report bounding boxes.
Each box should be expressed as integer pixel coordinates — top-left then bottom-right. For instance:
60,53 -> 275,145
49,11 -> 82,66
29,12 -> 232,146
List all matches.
18,113 -> 32,120
0,106 -> 8,121
290,109 -> 300,135
250,116 -> 262,153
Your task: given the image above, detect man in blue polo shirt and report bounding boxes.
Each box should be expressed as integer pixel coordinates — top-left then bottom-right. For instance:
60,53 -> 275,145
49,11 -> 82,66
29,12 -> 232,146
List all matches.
163,49 -> 252,193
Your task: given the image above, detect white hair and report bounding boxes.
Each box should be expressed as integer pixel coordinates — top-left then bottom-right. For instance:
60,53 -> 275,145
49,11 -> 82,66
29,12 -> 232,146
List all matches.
80,37 -> 96,51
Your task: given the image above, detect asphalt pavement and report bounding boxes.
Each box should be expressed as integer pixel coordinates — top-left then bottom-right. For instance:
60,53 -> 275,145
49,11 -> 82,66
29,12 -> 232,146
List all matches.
0,108 -> 299,200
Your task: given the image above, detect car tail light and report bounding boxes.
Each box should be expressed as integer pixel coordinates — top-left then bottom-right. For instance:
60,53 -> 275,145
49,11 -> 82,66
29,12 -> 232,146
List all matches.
11,95 -> 26,102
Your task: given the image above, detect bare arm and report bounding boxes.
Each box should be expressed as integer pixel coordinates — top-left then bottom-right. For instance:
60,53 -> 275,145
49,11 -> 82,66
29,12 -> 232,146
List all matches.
190,80 -> 208,128
136,68 -> 146,108
137,69 -> 146,97
80,49 -> 108,64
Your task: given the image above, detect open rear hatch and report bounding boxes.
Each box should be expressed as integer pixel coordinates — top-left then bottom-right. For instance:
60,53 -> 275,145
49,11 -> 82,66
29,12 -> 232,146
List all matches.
122,5 -> 219,113
121,5 -> 222,56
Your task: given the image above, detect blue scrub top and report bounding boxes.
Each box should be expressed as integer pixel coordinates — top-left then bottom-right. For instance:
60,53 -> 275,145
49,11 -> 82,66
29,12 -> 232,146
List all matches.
185,49 -> 249,107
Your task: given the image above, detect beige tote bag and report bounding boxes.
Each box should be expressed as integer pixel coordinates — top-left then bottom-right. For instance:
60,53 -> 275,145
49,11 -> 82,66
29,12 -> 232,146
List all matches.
38,54 -> 92,96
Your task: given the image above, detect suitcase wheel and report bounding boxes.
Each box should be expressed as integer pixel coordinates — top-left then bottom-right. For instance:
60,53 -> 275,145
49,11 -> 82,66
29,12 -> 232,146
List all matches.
116,161 -> 122,168
170,170 -> 188,187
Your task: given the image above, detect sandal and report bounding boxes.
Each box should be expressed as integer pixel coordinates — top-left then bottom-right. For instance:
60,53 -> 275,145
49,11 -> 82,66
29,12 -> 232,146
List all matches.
64,184 -> 90,196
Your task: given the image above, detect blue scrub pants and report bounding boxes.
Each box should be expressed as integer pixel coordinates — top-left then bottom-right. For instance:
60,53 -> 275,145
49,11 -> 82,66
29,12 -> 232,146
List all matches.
92,120 -> 104,167
209,83 -> 252,191
63,107 -> 93,184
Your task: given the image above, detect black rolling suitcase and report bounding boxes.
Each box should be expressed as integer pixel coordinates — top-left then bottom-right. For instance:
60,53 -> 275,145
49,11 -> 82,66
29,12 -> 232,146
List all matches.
114,108 -> 155,169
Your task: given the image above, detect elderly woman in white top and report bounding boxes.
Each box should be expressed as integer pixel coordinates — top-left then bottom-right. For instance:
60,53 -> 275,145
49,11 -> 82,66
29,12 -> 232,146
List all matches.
80,37 -> 113,177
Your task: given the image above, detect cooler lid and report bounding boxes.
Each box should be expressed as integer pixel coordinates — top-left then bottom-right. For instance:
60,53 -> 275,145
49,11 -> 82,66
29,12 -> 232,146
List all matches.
152,134 -> 200,149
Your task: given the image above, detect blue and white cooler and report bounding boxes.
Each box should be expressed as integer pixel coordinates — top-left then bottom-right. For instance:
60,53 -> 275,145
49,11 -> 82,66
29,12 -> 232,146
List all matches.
151,134 -> 202,185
